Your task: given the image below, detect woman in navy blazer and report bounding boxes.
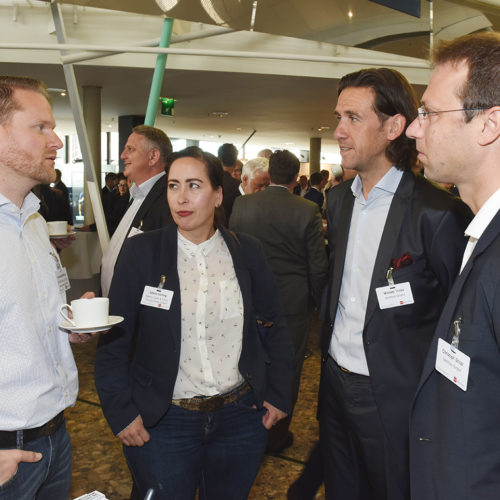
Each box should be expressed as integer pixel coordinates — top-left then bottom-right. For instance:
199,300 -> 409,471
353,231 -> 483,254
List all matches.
95,147 -> 293,500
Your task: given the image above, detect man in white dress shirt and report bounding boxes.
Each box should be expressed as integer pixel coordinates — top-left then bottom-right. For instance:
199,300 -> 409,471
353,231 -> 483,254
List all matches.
100,125 -> 173,297
0,76 -> 97,499
406,32 -> 500,500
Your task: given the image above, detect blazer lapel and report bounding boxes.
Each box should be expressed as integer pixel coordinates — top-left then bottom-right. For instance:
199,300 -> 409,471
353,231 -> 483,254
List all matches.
160,224 -> 182,352
328,188 -> 354,321
364,171 -> 414,328
131,176 -> 163,229
417,210 -> 500,388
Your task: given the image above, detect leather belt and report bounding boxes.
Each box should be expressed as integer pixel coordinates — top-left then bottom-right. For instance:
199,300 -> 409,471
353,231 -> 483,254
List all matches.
329,355 -> 368,377
171,382 -> 251,413
0,412 -> 65,447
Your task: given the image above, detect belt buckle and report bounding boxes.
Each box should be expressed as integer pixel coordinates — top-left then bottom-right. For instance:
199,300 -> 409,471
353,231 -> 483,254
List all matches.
199,395 -> 224,413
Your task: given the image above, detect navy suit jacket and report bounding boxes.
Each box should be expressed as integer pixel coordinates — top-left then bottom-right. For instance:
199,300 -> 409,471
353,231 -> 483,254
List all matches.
410,210 -> 500,500
320,171 -> 471,494
304,187 -> 324,212
95,223 -> 293,436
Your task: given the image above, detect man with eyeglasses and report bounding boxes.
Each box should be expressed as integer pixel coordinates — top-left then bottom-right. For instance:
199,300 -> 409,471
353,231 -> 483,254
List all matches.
406,32 -> 500,500
318,67 -> 471,500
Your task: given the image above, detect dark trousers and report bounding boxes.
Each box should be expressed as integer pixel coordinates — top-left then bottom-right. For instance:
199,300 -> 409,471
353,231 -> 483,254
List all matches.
267,312 -> 310,449
319,356 -> 398,500
125,390 -> 268,500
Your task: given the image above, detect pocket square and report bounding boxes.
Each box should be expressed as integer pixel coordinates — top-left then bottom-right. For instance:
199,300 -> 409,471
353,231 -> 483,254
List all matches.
391,252 -> 413,270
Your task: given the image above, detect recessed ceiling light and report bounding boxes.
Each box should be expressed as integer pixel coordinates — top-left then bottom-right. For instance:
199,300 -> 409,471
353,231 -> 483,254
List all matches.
154,0 -> 179,11
348,10 -> 353,18
210,111 -> 229,118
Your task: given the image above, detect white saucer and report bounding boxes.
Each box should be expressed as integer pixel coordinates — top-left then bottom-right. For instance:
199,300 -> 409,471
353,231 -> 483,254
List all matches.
50,231 -> 76,239
59,315 -> 124,333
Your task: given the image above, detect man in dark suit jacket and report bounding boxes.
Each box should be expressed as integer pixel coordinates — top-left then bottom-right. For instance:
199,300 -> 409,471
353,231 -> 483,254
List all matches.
100,125 -> 173,297
230,150 -> 328,453
319,68 -> 471,500
406,33 -> 500,500
218,143 -> 241,224
53,168 -> 73,224
304,171 -> 325,212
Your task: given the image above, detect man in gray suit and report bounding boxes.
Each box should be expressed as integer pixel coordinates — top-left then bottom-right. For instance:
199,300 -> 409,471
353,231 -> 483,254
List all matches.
230,150 -> 328,452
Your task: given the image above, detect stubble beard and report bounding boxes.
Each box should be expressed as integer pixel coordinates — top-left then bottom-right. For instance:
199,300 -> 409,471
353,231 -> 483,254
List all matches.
3,143 -> 56,186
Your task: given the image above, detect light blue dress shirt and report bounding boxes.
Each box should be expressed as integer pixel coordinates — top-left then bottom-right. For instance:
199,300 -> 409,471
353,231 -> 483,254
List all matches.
0,192 -> 78,430
329,167 -> 403,375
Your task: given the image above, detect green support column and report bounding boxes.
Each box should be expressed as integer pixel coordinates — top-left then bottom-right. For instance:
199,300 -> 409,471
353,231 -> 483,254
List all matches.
145,17 -> 174,126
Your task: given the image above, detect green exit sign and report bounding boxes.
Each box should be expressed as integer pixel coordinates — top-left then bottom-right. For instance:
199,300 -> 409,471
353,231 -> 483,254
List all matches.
160,97 -> 175,116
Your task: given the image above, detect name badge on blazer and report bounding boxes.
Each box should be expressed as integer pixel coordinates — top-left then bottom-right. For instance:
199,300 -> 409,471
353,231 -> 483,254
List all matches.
435,318 -> 470,391
435,338 -> 470,391
128,227 -> 143,238
140,286 -> 173,310
375,282 -> 414,309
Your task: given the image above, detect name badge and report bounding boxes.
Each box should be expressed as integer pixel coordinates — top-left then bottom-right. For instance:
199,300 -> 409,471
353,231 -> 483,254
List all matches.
435,338 -> 470,391
375,282 -> 414,309
128,227 -> 144,238
140,285 -> 173,310
56,267 -> 71,293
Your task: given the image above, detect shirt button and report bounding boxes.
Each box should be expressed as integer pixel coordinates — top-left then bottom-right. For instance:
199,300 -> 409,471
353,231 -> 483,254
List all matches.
350,297 -> 356,302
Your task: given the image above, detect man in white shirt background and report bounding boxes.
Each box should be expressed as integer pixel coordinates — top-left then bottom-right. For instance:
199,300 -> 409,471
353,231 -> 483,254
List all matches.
100,125 -> 173,297
407,32 -> 500,500
0,75 -> 97,499
239,157 -> 270,195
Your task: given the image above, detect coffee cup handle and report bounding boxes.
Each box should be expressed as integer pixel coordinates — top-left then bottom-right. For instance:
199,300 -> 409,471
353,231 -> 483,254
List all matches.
59,304 -> 76,327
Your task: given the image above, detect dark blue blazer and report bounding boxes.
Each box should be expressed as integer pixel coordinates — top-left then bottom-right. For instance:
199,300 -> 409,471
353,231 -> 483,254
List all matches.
320,171 -> 471,496
304,187 -> 324,212
95,223 -> 293,435
410,210 -> 500,500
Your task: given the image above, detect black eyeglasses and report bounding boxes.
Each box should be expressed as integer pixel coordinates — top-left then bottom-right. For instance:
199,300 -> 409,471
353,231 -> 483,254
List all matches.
417,106 -> 493,125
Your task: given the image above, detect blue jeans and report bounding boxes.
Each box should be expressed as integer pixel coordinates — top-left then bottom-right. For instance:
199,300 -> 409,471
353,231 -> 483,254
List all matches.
125,390 -> 268,500
0,422 -> 71,500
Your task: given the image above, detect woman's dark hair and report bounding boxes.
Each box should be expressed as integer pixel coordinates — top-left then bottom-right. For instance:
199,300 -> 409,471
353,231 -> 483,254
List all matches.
165,146 -> 223,190
338,68 -> 418,171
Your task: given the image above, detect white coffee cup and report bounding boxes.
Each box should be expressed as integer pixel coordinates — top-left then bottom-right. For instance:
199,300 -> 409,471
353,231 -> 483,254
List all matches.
60,297 -> 109,328
47,221 -> 68,236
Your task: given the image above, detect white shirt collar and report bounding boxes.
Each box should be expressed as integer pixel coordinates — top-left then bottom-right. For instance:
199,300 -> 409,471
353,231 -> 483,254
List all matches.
178,228 -> 221,257
464,187 -> 500,240
130,171 -> 165,200
351,166 -> 403,201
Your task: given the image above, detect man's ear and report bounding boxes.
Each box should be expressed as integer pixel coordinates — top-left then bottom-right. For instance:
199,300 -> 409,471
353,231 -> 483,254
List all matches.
478,107 -> 500,146
149,148 -> 160,166
386,114 -> 406,141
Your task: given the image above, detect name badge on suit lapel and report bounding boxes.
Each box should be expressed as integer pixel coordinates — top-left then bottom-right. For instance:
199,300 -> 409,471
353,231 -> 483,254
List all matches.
375,266 -> 414,309
128,220 -> 144,238
435,318 -> 470,391
140,275 -> 173,310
